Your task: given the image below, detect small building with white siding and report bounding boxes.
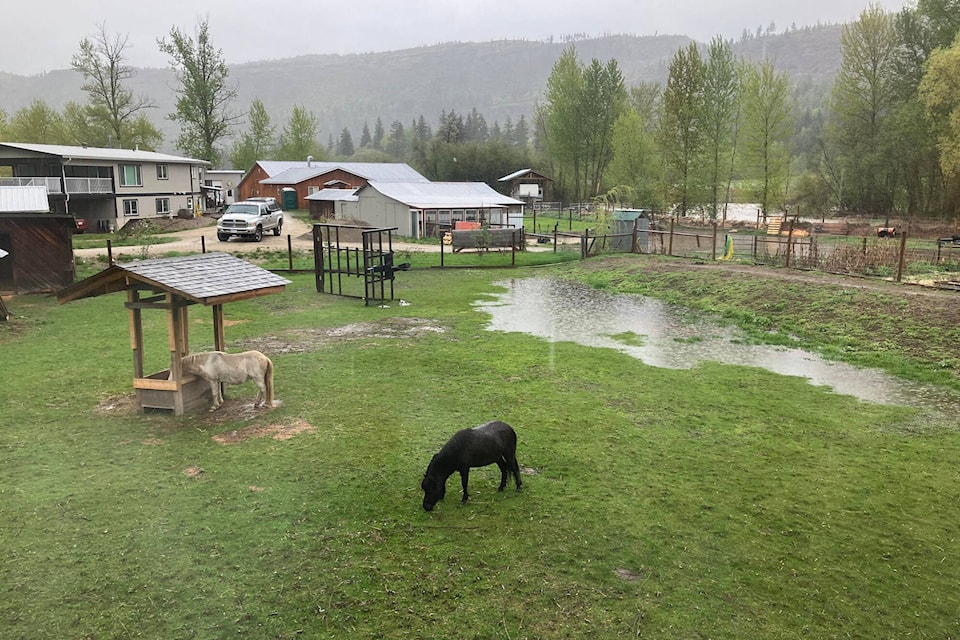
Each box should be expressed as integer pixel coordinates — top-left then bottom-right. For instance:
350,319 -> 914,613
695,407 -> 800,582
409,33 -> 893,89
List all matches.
339,181 -> 525,238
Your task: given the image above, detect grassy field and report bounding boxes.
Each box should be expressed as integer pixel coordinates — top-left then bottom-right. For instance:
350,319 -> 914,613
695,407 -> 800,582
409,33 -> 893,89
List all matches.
2,256 -> 958,639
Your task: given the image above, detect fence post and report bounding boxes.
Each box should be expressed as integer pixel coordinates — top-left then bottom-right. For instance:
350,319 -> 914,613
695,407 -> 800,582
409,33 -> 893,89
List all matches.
511,231 -> 517,267
896,231 -> 908,282
582,228 -> 589,259
668,218 -> 675,257
201,235 -> 206,254
107,239 -> 114,266
287,234 -> 293,271
632,219 -> 638,253
785,221 -> 794,268
440,235 -> 445,268
711,222 -> 718,261
553,224 -> 558,253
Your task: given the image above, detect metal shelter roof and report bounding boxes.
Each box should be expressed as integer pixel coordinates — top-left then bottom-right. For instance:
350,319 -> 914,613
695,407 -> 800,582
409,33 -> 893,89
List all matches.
364,181 -> 524,209
261,162 -> 429,185
304,188 -> 360,202
0,185 -> 50,213
57,253 -> 290,306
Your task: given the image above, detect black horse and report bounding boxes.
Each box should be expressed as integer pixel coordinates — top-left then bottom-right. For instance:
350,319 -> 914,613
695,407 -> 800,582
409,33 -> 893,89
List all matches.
421,420 -> 522,511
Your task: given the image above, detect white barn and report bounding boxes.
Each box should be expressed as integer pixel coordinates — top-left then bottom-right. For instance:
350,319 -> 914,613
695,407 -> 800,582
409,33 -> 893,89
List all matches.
338,181 -> 524,238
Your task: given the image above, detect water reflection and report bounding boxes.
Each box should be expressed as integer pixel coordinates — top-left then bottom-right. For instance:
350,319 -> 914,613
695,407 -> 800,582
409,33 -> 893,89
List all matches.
475,277 -> 958,410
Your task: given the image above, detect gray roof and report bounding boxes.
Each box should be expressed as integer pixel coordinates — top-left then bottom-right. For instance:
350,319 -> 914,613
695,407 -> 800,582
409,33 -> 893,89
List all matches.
58,253 -> 290,305
304,188 -> 360,202
0,185 -> 49,213
0,142 -> 209,165
255,161 -> 313,177
365,182 -> 525,209
261,162 -> 429,185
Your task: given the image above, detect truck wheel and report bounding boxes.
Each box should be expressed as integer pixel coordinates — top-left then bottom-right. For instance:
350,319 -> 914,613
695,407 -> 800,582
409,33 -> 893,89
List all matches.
254,227 -> 263,242
273,219 -> 283,236
217,232 -> 229,242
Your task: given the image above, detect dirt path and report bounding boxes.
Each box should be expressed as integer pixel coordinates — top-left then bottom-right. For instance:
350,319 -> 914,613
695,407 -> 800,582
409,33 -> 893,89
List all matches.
74,215 -> 442,260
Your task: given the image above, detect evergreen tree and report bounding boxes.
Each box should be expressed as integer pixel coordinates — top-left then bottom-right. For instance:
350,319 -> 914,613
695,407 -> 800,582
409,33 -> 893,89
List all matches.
388,120 -> 406,157
359,121 -> 372,148
373,117 -> 385,150
336,127 -> 355,157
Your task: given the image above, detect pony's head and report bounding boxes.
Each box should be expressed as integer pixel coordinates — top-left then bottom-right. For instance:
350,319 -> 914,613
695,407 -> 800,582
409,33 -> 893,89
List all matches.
421,455 -> 446,511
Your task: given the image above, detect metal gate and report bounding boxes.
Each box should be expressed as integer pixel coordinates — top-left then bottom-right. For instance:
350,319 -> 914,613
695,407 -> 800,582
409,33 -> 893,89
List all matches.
313,224 -> 409,306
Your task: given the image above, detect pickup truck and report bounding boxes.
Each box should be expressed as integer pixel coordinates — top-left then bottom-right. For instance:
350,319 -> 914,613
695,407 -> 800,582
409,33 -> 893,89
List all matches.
217,198 -> 284,242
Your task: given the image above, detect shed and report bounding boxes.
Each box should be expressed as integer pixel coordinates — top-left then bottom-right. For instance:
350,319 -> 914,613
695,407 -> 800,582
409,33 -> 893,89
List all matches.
57,253 -> 290,415
498,169 -> 552,203
612,209 -> 650,252
0,185 -> 75,294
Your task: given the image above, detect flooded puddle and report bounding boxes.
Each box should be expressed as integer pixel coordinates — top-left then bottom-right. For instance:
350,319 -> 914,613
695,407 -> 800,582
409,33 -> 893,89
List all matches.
475,277 -> 959,411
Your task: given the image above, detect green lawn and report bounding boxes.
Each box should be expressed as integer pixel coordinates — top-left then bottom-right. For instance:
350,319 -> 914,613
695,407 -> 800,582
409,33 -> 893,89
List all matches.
1,259 -> 957,638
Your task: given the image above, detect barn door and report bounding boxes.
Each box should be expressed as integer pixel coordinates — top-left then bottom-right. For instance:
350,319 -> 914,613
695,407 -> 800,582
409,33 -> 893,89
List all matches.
0,234 -> 14,292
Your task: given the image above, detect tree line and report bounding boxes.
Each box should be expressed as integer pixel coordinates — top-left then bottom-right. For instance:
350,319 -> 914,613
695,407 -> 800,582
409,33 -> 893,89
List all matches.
2,3 -> 958,218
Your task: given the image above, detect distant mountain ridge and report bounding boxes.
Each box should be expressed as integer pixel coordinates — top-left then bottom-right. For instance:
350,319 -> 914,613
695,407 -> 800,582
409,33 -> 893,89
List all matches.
0,28 -> 843,157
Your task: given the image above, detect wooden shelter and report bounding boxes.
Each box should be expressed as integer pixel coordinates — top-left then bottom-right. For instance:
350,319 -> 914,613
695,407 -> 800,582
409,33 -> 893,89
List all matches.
57,253 -> 290,415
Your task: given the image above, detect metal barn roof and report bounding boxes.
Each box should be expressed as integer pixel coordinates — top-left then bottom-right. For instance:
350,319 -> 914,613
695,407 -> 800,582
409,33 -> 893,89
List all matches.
365,182 -> 525,209
261,162 -> 429,185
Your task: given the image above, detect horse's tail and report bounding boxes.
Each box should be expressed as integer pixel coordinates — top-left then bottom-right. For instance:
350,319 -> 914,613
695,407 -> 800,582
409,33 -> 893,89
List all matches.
264,356 -> 274,407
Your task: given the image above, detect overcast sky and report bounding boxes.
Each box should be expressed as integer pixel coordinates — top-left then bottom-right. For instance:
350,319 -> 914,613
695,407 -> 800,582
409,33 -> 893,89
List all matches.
2,0 -> 911,76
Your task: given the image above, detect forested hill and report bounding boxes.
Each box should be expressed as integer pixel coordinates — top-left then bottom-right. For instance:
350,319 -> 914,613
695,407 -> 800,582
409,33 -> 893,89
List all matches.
0,27 -> 842,151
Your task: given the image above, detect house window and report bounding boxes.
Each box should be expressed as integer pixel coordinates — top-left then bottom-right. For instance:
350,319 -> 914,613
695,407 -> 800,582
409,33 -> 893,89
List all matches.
123,199 -> 139,216
156,198 -> 170,214
307,185 -> 319,195
119,164 -> 142,187
156,164 -> 168,180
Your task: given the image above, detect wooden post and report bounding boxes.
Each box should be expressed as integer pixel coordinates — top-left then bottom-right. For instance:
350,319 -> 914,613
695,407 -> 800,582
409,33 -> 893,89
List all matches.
632,219 -> 638,253
785,221 -> 794,268
128,287 -> 144,379
107,239 -> 114,266
711,223 -> 718,260
896,231 -> 908,282
212,304 -> 225,352
668,218 -> 675,257
287,234 -> 293,271
440,234 -> 445,267
201,235 -> 206,254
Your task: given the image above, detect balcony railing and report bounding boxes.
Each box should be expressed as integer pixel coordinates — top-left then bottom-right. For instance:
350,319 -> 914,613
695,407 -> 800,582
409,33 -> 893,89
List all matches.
0,176 -> 114,195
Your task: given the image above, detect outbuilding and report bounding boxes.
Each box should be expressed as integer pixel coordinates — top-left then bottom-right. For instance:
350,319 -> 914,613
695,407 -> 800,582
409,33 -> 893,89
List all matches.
339,181 -> 525,238
0,185 -> 75,294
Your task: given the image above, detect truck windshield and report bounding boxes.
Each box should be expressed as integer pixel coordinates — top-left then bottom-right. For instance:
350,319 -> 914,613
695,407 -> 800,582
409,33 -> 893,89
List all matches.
226,204 -> 258,214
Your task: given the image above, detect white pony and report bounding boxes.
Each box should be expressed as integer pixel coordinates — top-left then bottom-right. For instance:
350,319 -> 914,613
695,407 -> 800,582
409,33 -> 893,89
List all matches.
178,350 -> 274,410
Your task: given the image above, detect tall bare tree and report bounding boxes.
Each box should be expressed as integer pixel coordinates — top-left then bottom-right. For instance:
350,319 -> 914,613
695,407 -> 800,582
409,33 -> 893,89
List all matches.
71,24 -> 155,148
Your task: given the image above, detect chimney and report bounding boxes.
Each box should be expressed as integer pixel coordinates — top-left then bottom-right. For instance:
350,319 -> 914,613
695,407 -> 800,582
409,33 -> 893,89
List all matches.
307,155 -> 313,167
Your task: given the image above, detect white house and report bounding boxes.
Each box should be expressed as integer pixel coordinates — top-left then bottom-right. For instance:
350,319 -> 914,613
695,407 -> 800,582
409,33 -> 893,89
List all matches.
0,142 -> 209,231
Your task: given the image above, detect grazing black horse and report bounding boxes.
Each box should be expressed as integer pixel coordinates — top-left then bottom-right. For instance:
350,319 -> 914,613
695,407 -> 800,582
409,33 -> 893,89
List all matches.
421,420 -> 522,511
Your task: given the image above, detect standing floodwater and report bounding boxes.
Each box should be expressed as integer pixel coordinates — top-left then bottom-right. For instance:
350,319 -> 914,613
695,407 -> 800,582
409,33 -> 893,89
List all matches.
475,277 -> 960,411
